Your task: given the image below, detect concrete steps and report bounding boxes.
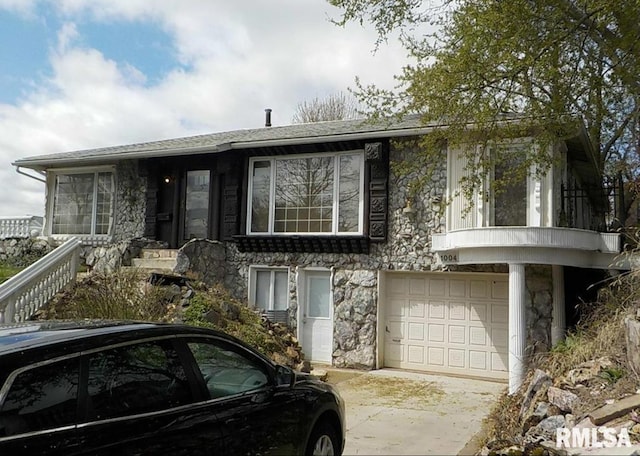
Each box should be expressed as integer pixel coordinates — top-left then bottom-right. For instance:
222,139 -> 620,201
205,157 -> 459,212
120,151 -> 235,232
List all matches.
129,248 -> 178,274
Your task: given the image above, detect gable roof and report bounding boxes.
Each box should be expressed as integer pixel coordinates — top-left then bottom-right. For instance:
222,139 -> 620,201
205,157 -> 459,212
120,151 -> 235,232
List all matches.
13,115 -> 434,171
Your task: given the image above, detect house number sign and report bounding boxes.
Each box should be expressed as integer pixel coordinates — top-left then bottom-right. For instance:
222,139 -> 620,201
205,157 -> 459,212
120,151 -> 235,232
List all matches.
439,252 -> 459,263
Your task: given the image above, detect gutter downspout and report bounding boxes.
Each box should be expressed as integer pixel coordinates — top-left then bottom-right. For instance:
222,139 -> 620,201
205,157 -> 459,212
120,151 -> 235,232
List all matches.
15,166 -> 46,184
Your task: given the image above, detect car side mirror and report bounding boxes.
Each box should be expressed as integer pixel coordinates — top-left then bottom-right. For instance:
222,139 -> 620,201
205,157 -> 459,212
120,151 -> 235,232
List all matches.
275,365 -> 296,388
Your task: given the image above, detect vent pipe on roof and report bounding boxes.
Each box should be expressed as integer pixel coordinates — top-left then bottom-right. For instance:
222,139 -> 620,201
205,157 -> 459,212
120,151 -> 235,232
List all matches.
265,108 -> 272,127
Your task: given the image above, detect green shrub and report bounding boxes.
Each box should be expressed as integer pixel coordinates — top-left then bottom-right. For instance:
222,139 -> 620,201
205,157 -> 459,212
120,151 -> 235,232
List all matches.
600,367 -> 625,384
183,285 -> 286,358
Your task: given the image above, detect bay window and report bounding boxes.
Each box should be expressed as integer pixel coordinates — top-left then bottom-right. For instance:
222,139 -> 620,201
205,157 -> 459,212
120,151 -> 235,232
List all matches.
248,152 -> 364,235
50,169 -> 114,236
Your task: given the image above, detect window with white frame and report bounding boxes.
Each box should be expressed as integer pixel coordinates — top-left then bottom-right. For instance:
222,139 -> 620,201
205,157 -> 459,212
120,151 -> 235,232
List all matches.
491,147 -> 528,226
447,143 -> 537,230
248,152 -> 364,235
250,268 -> 289,311
50,169 -> 115,235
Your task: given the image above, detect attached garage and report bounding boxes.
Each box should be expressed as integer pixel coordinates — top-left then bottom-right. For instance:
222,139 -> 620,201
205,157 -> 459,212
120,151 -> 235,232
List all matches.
383,272 -> 509,380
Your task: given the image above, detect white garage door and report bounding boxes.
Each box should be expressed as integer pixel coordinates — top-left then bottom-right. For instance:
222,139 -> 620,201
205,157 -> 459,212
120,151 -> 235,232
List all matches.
384,272 -> 508,380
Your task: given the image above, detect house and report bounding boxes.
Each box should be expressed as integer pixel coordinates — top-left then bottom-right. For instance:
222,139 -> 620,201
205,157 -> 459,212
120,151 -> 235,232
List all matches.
12,114 -> 625,393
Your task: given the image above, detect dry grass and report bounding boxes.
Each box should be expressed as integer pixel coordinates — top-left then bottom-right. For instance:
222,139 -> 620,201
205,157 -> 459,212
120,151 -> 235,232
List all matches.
482,268 -> 640,448
534,268 -> 640,383
341,374 -> 445,408
43,269 -> 176,321
483,388 -> 524,445
325,370 -> 364,385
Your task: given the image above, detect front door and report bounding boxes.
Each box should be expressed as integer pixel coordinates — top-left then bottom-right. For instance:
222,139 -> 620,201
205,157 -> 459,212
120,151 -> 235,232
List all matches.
157,170 -> 179,248
302,271 -> 333,363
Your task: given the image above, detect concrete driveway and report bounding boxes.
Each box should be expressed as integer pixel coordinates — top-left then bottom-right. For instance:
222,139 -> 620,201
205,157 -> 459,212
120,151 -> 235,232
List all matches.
326,369 -> 506,455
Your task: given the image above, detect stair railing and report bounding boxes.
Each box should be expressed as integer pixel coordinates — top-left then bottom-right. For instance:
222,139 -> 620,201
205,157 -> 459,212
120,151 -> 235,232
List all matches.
0,237 -> 81,323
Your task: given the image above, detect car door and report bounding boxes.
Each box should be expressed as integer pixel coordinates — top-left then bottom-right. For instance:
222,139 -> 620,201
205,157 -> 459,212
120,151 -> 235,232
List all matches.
0,356 -> 82,455
184,337 -> 305,455
74,338 -> 226,456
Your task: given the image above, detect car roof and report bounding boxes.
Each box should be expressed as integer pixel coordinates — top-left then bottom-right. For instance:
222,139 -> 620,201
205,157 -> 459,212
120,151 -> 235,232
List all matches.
0,320 -> 227,355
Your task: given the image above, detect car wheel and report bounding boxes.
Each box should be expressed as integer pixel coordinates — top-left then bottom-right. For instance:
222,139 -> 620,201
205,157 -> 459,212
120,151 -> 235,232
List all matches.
306,421 -> 340,456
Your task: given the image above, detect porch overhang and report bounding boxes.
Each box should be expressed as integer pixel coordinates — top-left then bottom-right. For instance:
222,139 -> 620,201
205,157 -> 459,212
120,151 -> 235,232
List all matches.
432,227 -> 626,270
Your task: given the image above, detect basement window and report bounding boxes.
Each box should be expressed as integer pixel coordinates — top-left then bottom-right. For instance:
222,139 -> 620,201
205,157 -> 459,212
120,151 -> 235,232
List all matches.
249,267 -> 289,312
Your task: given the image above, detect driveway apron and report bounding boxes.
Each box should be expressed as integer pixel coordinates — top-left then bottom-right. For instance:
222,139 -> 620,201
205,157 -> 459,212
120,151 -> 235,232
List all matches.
330,369 -> 505,455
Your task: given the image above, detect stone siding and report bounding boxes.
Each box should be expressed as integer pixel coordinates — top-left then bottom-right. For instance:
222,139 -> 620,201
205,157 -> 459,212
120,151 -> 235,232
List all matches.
112,161 -> 147,242
333,270 -> 377,368
525,265 -> 553,354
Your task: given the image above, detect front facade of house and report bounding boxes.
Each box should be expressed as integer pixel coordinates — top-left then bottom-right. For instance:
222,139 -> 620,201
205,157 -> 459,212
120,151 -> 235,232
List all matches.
14,116 -> 624,392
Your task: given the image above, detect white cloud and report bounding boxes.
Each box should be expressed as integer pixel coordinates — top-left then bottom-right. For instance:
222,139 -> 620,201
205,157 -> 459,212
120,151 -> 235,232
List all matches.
0,0 -> 412,216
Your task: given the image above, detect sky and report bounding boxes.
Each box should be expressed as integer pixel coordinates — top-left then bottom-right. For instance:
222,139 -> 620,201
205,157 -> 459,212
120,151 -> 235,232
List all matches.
0,0 -> 412,217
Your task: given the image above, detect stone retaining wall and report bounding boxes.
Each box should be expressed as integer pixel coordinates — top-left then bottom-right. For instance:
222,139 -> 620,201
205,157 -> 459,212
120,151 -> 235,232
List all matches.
0,237 -> 54,267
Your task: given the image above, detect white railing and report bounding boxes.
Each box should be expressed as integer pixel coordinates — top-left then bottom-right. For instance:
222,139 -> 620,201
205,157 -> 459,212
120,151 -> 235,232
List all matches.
0,237 -> 81,323
0,216 -> 43,239
432,226 -> 621,253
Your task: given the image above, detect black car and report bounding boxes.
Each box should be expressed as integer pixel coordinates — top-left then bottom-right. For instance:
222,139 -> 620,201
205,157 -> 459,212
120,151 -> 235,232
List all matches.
0,321 -> 345,455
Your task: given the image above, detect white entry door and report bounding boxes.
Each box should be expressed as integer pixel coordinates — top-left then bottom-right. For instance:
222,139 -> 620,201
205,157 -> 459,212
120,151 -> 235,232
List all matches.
302,271 -> 333,363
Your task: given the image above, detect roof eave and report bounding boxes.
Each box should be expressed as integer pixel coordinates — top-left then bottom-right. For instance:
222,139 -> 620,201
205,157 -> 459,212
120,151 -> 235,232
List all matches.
12,126 -> 436,171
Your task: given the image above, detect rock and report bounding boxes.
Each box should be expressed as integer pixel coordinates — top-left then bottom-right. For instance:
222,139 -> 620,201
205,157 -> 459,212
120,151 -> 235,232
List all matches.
493,445 -> 524,455
204,309 -> 222,325
522,402 -> 550,432
285,346 -> 299,359
539,439 -> 577,456
564,357 -> 613,386
310,368 -> 328,381
574,417 -> 596,429
271,352 -> 290,366
164,284 -> 183,302
349,270 -> 376,287
219,301 -> 240,320
520,369 -> 552,418
524,415 -> 565,446
588,394 -> 640,425
626,317 -> 640,380
538,415 -> 566,433
548,386 -> 579,413
183,288 -> 194,300
177,239 -> 225,285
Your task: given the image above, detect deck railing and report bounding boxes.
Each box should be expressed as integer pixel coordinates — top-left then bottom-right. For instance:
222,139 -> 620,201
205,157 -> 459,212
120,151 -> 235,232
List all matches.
0,216 -> 43,239
0,237 -> 81,323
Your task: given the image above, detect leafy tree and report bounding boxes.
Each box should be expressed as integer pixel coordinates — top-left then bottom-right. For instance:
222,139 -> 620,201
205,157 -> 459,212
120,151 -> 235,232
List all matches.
292,92 -> 361,123
329,0 -> 640,219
